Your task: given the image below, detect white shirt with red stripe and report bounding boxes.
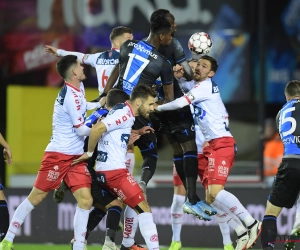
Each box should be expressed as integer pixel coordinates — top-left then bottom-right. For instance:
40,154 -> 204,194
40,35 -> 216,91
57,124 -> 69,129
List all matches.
57,49 -> 119,94
158,78 -> 232,141
95,102 -> 135,171
45,82 -> 99,155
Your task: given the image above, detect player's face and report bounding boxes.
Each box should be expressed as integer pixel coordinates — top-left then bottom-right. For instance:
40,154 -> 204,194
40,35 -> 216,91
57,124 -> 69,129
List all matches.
194,59 -> 214,82
138,96 -> 155,118
74,60 -> 86,81
118,32 -> 134,45
160,31 -> 173,46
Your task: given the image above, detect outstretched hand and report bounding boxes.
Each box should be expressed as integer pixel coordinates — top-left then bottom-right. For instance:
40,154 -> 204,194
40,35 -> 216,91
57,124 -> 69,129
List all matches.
71,153 -> 89,166
45,45 -> 59,56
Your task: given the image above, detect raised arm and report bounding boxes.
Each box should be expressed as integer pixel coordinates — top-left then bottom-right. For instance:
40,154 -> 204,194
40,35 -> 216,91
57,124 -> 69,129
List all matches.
45,45 -> 85,63
180,60 -> 194,81
0,133 -> 12,165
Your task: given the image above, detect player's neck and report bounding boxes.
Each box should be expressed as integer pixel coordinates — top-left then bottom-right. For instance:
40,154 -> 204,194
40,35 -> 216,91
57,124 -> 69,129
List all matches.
145,33 -> 159,50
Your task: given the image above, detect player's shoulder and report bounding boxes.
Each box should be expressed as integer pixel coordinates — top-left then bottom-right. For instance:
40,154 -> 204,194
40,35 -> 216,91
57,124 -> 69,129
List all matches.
108,103 -> 127,114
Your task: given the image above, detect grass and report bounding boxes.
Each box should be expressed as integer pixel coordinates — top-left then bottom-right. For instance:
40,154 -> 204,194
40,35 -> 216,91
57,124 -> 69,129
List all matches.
13,244 -> 221,250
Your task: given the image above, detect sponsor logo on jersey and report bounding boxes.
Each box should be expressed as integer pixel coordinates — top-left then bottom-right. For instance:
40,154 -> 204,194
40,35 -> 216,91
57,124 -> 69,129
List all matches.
115,113 -> 132,125
127,42 -> 158,59
282,135 -> 300,144
96,58 -> 119,65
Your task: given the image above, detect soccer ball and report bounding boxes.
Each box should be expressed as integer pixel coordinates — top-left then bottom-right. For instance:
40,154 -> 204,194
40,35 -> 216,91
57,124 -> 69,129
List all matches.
188,32 -> 213,55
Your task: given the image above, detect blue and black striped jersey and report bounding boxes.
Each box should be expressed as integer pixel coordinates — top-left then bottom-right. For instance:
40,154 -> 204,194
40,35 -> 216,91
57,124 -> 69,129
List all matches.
278,98 -> 300,155
118,39 -> 173,95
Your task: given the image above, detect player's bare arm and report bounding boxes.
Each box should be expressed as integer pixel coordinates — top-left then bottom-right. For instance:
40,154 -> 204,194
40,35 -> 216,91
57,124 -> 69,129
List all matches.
180,60 -> 193,81
163,83 -> 174,102
0,133 -> 12,165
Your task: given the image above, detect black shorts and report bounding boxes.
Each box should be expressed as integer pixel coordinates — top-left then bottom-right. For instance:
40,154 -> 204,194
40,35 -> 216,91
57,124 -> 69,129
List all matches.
0,176 -> 3,190
158,108 -> 195,144
89,167 -> 117,207
269,158 -> 300,208
132,116 -> 157,157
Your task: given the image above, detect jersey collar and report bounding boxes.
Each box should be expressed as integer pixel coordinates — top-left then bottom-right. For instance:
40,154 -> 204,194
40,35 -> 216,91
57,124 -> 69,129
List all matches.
125,101 -> 135,116
65,81 -> 81,92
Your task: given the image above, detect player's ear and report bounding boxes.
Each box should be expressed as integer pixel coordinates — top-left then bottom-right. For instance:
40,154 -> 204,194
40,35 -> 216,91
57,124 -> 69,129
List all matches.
208,71 -> 215,78
135,98 -> 142,107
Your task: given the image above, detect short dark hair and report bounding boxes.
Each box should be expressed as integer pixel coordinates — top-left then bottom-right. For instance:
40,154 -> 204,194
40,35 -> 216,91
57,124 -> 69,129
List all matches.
150,16 -> 171,35
200,55 -> 218,72
106,89 -> 129,108
109,26 -> 132,42
150,9 -> 170,23
284,80 -> 300,97
56,55 -> 78,79
130,84 -> 157,102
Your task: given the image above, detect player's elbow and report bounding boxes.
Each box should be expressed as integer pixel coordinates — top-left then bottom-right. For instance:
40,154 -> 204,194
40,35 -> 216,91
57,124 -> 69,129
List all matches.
75,125 -> 91,137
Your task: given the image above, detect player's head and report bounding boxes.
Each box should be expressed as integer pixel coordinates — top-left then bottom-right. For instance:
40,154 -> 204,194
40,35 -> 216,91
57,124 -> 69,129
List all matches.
150,9 -> 176,35
150,16 -> 173,46
194,55 -> 218,82
106,89 -> 130,109
129,84 -> 157,119
284,80 -> 300,101
56,55 -> 86,81
110,26 -> 133,49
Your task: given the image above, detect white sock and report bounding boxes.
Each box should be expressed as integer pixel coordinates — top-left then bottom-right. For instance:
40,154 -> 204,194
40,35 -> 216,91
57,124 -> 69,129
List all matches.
73,207 -> 89,250
171,194 -> 185,242
122,206 -> 139,247
211,203 -> 232,245
5,198 -> 34,242
126,152 -> 135,174
138,212 -> 159,250
293,196 -> 300,230
215,190 -> 255,227
218,221 -> 232,246
212,200 -> 247,236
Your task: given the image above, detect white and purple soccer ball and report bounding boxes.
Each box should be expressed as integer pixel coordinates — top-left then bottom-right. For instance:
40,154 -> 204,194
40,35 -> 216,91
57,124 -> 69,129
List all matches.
188,32 -> 213,55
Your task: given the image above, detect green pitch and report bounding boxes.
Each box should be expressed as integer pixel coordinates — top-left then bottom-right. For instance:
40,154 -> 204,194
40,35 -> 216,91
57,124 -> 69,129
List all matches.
13,244 -> 221,250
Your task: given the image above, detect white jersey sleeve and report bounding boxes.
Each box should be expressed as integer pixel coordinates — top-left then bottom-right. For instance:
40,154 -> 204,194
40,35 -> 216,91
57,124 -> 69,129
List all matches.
56,49 -> 85,64
86,102 -> 100,111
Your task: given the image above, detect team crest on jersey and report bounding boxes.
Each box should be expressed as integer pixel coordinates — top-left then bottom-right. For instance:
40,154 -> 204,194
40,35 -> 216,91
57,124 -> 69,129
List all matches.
121,134 -> 130,144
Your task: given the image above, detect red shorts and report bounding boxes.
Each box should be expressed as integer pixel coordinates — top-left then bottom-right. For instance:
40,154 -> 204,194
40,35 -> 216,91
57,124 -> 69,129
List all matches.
34,152 -> 91,193
203,137 -> 236,186
173,154 -> 208,188
96,168 -> 145,208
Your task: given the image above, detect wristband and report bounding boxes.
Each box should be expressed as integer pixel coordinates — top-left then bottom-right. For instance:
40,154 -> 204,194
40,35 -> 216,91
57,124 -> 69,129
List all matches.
86,151 -> 93,157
